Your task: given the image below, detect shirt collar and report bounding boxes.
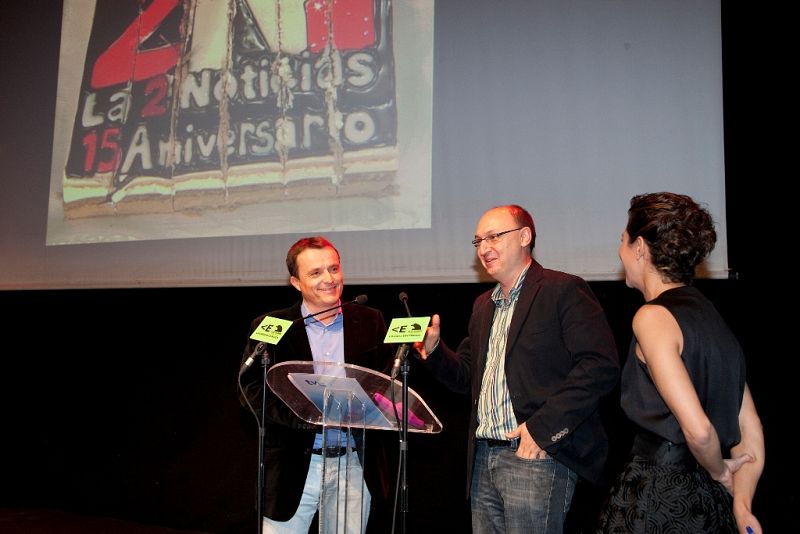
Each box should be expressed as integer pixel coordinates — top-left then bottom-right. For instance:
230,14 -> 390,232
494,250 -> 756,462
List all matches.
491,262 -> 530,307
300,301 -> 343,327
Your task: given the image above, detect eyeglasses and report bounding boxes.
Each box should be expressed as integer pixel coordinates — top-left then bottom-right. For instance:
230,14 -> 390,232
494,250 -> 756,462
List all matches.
471,227 -> 524,248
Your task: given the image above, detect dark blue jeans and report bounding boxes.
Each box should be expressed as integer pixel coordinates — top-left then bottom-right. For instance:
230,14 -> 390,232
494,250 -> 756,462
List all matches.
470,440 -> 577,534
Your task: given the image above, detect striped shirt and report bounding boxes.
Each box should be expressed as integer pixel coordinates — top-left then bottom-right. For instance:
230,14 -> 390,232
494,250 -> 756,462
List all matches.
475,264 -> 530,440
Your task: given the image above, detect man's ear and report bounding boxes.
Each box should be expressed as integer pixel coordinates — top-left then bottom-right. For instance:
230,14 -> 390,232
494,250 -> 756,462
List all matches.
290,276 -> 301,291
521,227 -> 533,248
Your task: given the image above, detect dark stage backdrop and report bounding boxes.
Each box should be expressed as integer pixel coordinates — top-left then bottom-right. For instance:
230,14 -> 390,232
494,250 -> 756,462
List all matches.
0,1 -> 793,533
0,278 -> 789,533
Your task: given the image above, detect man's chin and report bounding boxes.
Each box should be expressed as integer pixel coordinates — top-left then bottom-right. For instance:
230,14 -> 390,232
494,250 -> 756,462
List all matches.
320,295 -> 342,307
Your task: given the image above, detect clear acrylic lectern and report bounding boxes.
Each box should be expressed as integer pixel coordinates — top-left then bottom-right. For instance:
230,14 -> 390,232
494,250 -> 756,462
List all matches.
267,361 -> 442,534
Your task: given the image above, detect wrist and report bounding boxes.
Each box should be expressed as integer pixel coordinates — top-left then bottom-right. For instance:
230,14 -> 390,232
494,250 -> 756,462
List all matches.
732,496 -> 752,515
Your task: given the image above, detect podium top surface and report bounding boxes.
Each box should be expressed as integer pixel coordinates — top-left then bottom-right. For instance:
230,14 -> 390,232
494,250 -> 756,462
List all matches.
267,361 -> 443,434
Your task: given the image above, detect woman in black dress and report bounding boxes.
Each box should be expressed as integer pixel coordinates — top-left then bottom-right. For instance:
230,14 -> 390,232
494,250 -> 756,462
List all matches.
597,192 -> 764,534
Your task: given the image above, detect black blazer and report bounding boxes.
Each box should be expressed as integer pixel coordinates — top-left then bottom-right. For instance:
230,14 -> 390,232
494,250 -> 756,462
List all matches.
239,300 -> 394,521
424,260 -> 619,491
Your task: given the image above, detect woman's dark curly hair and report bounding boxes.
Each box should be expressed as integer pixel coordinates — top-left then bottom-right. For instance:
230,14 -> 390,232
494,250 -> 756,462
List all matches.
626,192 -> 716,284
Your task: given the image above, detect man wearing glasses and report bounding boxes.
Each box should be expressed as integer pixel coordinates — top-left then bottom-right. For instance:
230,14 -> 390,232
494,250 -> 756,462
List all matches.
415,204 -> 619,534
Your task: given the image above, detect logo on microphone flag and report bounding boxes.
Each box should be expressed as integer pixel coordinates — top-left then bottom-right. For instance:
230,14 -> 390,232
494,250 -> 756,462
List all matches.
251,316 -> 293,344
384,317 -> 430,343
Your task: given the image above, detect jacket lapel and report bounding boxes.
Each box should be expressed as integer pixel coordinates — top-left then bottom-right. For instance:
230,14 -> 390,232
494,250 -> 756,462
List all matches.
282,302 -> 313,362
343,308 -> 360,364
475,296 -> 496,374
505,261 -> 543,357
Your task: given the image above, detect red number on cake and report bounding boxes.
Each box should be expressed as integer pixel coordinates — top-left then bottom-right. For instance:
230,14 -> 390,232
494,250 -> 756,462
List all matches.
81,128 -> 122,173
141,75 -> 169,118
91,0 -> 181,89
305,0 -> 375,53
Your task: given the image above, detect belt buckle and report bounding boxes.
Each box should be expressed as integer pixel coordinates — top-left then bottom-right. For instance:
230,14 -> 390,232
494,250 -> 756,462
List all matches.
315,446 -> 348,457
484,438 -> 518,449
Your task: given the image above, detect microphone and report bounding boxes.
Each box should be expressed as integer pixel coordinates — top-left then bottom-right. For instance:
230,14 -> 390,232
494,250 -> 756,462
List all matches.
239,341 -> 267,375
295,294 -> 368,323
242,295 -> 367,374
391,292 -> 413,378
391,344 -> 409,379
399,291 -> 411,316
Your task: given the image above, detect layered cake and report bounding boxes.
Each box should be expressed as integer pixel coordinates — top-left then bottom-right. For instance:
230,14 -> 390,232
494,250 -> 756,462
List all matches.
62,0 -> 398,219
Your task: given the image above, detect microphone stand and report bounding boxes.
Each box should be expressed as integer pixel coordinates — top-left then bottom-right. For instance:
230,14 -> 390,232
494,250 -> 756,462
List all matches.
398,344 -> 410,534
397,292 -> 413,534
238,341 -> 271,534
256,347 -> 271,534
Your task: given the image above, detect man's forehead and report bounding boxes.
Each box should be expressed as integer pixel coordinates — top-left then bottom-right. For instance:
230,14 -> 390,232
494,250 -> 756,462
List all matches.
296,247 -> 340,268
476,208 -> 513,231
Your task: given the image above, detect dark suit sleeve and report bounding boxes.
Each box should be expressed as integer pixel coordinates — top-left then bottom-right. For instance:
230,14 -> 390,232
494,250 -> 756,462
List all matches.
366,309 -> 394,376
422,338 -> 473,395
420,295 -> 488,395
526,277 -> 619,452
237,314 -> 314,430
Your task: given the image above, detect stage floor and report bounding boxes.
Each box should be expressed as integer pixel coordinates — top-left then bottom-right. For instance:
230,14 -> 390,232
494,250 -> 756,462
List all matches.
0,508 -> 215,534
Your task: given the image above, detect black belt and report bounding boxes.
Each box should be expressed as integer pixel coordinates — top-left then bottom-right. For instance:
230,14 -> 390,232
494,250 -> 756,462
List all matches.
478,438 -> 518,449
311,447 -> 351,457
630,431 -> 696,468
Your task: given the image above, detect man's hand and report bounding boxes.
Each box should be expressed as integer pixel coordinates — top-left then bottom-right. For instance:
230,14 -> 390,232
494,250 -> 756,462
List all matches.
413,314 -> 441,360
506,423 -> 547,460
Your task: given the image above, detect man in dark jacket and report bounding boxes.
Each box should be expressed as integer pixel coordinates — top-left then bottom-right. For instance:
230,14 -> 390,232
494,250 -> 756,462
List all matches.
416,205 -> 619,534
239,236 -> 393,534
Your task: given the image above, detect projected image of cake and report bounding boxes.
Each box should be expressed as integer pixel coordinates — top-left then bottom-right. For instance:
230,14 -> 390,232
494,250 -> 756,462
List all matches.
61,0 -> 397,219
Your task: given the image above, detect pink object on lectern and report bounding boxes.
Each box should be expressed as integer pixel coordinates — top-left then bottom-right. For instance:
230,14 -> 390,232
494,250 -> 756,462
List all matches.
372,392 -> 425,429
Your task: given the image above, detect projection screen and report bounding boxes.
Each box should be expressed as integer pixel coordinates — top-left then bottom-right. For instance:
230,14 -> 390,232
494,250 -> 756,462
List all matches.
1,0 -> 728,288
